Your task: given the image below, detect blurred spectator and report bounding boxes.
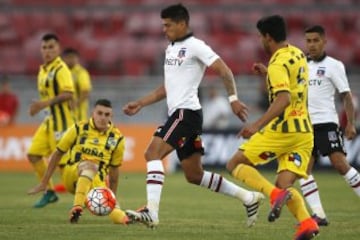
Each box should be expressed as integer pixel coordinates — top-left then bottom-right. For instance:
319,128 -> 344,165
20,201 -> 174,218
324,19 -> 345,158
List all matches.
202,85 -> 232,130
62,48 -> 92,122
0,75 -> 19,126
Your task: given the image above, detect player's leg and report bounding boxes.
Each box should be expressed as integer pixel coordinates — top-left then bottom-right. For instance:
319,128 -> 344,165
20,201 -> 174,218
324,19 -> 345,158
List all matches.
180,148 -> 264,227
299,155 -> 328,226
329,152 -> 360,196
27,121 -> 58,208
69,160 -> 98,223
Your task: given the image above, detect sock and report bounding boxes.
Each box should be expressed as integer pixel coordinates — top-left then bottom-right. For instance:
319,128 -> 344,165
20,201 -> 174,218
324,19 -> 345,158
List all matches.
109,207 -> 127,224
32,159 -> 54,190
343,167 -> 360,196
232,164 -> 274,197
73,175 -> 92,207
200,171 -> 253,204
146,160 -> 165,215
287,187 -> 311,222
299,175 -> 326,218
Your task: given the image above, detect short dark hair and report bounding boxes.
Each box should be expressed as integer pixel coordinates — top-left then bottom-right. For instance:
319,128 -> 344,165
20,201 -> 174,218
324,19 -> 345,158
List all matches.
95,99 -> 112,108
161,3 -> 189,25
305,25 -> 325,36
62,47 -> 79,56
42,33 -> 59,42
256,15 -> 287,42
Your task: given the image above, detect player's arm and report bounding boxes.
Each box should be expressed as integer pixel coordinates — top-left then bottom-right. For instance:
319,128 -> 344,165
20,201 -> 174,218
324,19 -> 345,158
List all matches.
341,91 -> 357,139
29,91 -> 73,116
123,84 -> 166,116
240,91 -> 290,138
108,136 -> 125,195
108,166 -> 119,195
209,58 -> 248,122
27,149 -> 65,194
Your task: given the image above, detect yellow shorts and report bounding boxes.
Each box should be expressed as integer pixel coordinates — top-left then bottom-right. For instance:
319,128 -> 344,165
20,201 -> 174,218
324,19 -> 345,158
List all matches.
61,163 -> 106,194
240,130 -> 313,178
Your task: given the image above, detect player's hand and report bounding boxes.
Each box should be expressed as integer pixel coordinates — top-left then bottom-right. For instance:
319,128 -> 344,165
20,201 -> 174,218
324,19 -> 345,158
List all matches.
230,100 -> 248,122
122,101 -> 142,116
239,122 -> 260,139
29,100 -> 46,116
27,183 -> 47,195
252,62 -> 267,76
345,123 -> 357,140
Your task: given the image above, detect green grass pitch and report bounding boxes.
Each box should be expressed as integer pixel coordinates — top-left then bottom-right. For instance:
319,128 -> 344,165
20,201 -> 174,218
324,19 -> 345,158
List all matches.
0,170 -> 359,240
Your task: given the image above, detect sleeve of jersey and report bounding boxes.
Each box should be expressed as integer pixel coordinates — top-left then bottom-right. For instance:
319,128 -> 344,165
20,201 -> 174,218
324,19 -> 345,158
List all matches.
57,67 -> 75,93
57,125 -> 77,153
109,137 -> 125,167
267,64 -> 290,94
331,61 -> 350,93
192,40 -> 219,66
79,69 -> 92,91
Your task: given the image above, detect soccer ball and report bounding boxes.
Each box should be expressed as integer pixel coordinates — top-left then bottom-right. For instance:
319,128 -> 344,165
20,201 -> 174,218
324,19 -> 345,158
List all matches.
86,187 -> 116,216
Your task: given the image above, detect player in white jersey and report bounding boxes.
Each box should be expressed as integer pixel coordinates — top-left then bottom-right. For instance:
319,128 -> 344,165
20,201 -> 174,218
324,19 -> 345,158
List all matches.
299,25 -> 360,226
123,3 -> 264,228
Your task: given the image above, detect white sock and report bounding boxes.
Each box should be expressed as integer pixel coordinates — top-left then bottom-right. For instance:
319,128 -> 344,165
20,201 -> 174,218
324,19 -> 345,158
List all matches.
299,175 -> 326,218
343,167 -> 360,197
200,171 -> 253,204
146,160 -> 165,215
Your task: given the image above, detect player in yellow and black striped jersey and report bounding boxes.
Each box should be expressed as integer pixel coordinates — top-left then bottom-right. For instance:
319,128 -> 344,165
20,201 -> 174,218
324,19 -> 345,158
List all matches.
27,33 -> 75,208
28,99 -> 131,225
63,48 -> 92,122
227,15 -> 319,239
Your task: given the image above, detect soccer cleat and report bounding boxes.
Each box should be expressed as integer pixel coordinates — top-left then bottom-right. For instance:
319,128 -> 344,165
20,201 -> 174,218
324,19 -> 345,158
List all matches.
294,217 -> 319,240
69,206 -> 83,224
244,192 -> 265,227
311,214 -> 329,226
268,188 -> 291,222
33,190 -> 59,208
125,207 -> 159,228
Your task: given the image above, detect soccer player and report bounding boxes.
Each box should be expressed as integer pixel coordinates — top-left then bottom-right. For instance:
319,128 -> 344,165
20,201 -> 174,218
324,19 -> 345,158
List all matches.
123,3 -> 264,228
62,48 -> 92,122
28,99 -> 131,224
299,25 -> 360,226
226,15 -> 319,239
27,33 -> 75,208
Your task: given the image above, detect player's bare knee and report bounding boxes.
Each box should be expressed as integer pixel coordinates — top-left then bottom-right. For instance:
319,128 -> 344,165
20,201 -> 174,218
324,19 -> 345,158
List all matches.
27,154 -> 42,164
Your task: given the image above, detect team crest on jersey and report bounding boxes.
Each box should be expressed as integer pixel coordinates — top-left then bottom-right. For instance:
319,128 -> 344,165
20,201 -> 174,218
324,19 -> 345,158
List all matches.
93,138 -> 99,144
177,48 -> 187,58
106,137 -> 117,147
289,152 -> 302,167
316,67 -> 325,77
328,131 -> 338,141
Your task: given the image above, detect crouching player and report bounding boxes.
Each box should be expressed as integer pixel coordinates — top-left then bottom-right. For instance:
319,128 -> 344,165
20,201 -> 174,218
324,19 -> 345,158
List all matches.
28,99 -> 131,224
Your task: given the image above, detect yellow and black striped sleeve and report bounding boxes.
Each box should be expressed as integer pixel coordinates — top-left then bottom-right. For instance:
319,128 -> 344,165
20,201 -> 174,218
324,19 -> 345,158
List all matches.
109,136 -> 125,167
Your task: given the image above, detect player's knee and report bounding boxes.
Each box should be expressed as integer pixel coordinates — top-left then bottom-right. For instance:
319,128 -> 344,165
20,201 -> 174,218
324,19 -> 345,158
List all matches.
78,161 -> 98,178
27,154 -> 42,164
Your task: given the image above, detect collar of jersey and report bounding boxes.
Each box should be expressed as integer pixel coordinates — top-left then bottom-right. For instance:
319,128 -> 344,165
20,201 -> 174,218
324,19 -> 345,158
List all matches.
307,53 -> 327,63
171,32 -> 193,45
41,56 -> 61,71
89,118 -> 113,135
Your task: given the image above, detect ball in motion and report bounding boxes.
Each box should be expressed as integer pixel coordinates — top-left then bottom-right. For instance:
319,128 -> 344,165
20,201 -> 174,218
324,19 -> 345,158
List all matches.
86,187 -> 116,216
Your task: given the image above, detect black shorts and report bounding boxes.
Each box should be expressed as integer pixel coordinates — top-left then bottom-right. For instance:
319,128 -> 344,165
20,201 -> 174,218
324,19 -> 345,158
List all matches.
154,109 -> 204,161
312,123 -> 346,157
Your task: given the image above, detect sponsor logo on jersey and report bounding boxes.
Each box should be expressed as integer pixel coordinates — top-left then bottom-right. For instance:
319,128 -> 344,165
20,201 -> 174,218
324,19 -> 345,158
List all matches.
81,147 -> 104,158
177,47 -> 186,58
316,67 -> 325,77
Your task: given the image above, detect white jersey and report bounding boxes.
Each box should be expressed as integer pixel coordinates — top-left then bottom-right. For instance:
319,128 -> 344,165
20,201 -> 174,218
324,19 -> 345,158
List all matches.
308,55 -> 350,125
164,35 -> 219,115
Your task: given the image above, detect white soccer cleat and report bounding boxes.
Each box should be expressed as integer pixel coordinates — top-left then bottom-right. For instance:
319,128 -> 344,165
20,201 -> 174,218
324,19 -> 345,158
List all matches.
125,207 -> 159,228
244,192 -> 265,227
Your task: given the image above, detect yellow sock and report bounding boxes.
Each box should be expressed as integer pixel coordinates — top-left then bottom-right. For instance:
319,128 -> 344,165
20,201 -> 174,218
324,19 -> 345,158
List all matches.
74,175 -> 92,207
287,187 -> 311,222
109,208 -> 127,224
232,164 -> 274,197
32,159 -> 54,190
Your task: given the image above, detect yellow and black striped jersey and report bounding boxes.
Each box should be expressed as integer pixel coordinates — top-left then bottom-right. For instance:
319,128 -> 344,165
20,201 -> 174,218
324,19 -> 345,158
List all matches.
57,118 -> 125,170
266,44 -> 312,133
37,56 -> 75,131
71,64 -> 92,121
